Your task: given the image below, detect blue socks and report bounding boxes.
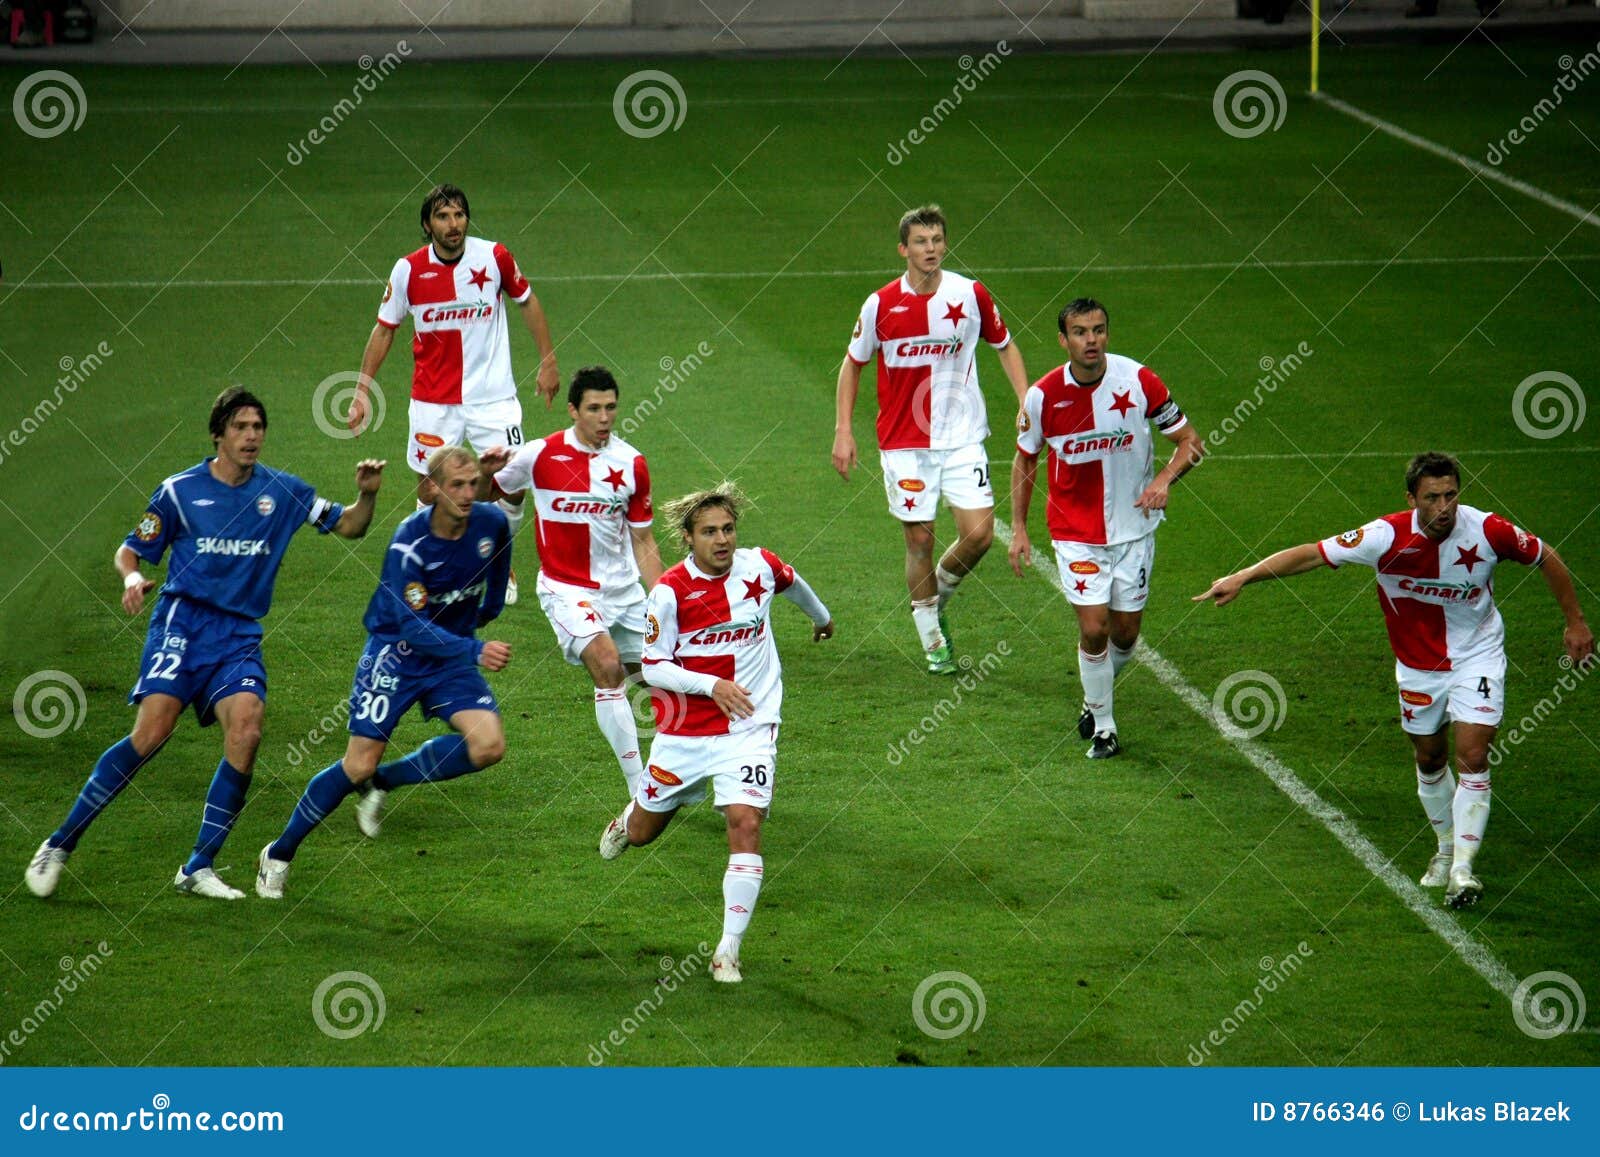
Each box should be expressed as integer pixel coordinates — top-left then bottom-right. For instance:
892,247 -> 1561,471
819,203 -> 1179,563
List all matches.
183,759 -> 250,875
370,735 -> 477,789
269,762 -> 358,863
51,737 -> 151,852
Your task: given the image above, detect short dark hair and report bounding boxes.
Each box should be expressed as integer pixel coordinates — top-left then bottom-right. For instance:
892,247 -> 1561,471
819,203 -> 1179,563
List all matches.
1405,451 -> 1461,496
898,204 -> 947,245
568,365 -> 620,409
209,386 -> 267,444
1058,298 -> 1109,335
420,184 -> 470,239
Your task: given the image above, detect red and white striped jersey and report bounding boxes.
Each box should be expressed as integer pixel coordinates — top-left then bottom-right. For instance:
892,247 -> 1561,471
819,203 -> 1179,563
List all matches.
377,236 -> 532,406
1016,353 -> 1187,546
845,271 -> 1011,451
643,548 -> 797,737
1318,504 -> 1543,674
494,428 -> 652,592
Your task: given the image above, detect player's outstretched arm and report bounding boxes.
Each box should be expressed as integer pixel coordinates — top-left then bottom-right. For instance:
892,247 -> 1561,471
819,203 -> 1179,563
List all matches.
995,341 -> 1031,406
350,328 -> 393,434
1193,542 -> 1325,606
1536,547 -> 1596,667
1008,450 -> 1038,577
832,357 -> 863,481
516,294 -> 561,409
333,459 -> 387,538
115,545 -> 155,616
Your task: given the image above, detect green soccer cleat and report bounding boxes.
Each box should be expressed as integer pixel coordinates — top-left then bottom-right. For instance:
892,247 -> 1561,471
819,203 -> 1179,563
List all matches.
925,644 -> 957,675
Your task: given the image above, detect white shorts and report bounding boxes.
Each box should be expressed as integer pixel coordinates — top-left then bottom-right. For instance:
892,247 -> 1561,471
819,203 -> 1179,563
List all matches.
1396,662 -> 1505,734
407,396 -> 524,474
536,572 -> 647,666
1053,536 -> 1155,612
879,442 -> 994,522
636,724 -> 779,813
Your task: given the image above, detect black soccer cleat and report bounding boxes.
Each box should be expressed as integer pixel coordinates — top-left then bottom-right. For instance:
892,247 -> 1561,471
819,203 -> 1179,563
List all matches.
1087,731 -> 1122,760
1077,707 -> 1095,741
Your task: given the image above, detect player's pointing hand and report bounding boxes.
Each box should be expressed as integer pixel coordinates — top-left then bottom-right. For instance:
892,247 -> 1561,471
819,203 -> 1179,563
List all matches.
1192,574 -> 1244,606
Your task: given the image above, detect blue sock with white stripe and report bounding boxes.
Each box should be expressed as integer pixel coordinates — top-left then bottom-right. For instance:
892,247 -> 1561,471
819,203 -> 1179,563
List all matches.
51,737 -> 152,852
183,759 -> 250,875
269,762 -> 357,863
369,735 -> 476,789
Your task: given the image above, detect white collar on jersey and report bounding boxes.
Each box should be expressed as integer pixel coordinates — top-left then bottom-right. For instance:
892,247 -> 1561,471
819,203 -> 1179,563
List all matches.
899,272 -> 946,297
564,426 -> 611,455
683,555 -> 736,582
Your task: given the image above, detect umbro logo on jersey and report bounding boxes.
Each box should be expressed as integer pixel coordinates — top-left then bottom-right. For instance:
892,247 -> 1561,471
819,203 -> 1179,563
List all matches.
419,271 -> 440,279
551,454 -> 573,462
685,590 -> 708,599
1053,400 -> 1073,409
889,305 -> 910,313
192,499 -> 215,507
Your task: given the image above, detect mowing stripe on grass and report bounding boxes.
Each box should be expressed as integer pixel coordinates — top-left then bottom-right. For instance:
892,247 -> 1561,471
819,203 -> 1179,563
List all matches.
991,516 -> 1523,1007
1314,93 -> 1600,233
1207,446 -> 1599,462
12,252 -> 1600,292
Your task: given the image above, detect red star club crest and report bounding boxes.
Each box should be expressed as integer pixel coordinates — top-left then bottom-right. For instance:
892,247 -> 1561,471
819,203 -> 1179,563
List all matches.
901,497 -> 917,512
414,448 -> 428,464
1403,708 -> 1415,722
1073,579 -> 1089,594
943,301 -> 966,324
603,466 -> 626,491
1455,544 -> 1483,573
584,611 -> 598,623
644,783 -> 659,800
1109,391 -> 1136,418
467,266 -> 491,290
743,576 -> 767,605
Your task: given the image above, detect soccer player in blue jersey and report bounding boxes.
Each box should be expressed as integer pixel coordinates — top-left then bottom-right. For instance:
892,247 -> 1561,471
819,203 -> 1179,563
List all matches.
24,388 -> 386,901
254,445 -> 513,899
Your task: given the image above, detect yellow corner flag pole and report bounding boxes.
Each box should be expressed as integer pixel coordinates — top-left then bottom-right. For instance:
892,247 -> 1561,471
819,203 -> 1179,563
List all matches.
1311,0 -> 1321,93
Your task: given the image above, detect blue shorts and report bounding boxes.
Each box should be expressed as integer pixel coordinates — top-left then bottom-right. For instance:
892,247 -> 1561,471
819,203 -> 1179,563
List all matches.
347,637 -> 498,741
130,596 -> 266,727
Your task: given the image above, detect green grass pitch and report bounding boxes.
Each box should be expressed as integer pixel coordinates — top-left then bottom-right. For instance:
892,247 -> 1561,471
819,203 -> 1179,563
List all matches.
1,36 -> 1597,1066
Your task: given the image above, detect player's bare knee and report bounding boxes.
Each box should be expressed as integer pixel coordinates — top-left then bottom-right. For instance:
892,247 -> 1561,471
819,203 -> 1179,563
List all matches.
903,522 -> 935,558
725,807 -> 764,851
468,731 -> 506,768
128,721 -> 173,758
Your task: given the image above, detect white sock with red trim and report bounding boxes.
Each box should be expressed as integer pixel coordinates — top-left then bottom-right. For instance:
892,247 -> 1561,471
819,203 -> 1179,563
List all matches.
1416,764 -> 1456,853
1452,771 -> 1491,869
594,687 -> 643,796
1079,647 -> 1115,734
719,853 -> 764,958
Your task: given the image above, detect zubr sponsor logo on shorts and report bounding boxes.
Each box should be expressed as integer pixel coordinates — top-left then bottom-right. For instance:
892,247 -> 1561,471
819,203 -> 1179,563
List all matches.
648,764 -> 683,786
1400,690 -> 1434,706
898,479 -> 926,492
1069,561 -> 1100,576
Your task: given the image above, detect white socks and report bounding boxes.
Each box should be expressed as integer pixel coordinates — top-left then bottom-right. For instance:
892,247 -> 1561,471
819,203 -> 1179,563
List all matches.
1453,771 -> 1491,869
719,853 -> 764,958
1079,647 -> 1115,734
911,597 -> 943,651
594,687 -> 643,796
1416,764 -> 1456,853
1109,641 -> 1135,677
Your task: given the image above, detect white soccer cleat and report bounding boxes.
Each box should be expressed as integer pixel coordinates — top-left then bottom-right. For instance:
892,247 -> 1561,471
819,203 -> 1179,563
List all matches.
255,844 -> 290,900
710,952 -> 742,984
173,865 -> 245,901
355,786 -> 387,839
1445,866 -> 1483,910
505,568 -> 519,606
598,815 -> 630,861
25,840 -> 69,898
1420,851 -> 1453,888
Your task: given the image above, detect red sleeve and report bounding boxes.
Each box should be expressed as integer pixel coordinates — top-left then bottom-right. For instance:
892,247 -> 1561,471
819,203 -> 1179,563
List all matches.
494,243 -> 531,302
973,282 -> 1010,347
1139,366 -> 1171,415
1483,513 -> 1543,566
627,455 -> 653,525
760,547 -> 795,594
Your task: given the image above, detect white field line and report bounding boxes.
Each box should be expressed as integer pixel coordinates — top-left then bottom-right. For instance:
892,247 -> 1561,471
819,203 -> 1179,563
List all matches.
991,516 -> 1523,1006
1204,446 -> 1600,462
1314,93 -> 1600,232
12,252 -> 1599,292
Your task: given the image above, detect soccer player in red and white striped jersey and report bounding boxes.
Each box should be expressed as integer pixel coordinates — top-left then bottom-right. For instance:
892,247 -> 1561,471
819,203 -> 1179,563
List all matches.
481,367 -> 663,799
832,205 -> 1030,675
596,483 -> 834,984
1010,299 -> 1205,759
1195,453 -> 1594,909
348,184 -> 561,606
